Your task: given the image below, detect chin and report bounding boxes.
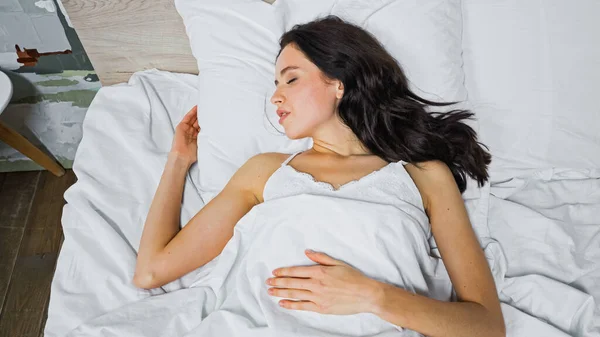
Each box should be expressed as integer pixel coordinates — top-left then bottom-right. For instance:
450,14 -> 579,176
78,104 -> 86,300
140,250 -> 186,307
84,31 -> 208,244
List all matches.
283,121 -> 313,140
283,127 -> 307,140
284,132 -> 302,140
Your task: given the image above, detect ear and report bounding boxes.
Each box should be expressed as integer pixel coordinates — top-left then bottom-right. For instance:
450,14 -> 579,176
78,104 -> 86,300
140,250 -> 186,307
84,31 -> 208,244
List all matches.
335,81 -> 344,100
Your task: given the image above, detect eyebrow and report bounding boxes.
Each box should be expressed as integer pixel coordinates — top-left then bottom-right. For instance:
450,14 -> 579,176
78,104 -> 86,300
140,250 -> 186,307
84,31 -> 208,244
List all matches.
274,66 -> 300,85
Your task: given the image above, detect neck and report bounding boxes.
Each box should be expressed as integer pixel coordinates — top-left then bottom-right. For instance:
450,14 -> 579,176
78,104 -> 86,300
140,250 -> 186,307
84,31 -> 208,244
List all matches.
309,115 -> 370,157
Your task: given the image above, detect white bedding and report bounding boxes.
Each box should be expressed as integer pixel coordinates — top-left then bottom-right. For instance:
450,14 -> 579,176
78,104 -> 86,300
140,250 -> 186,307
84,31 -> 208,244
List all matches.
488,169 -> 600,336
185,193 -> 453,337
44,70 -> 215,336
77,193 -> 452,337
45,70 -> 600,336
461,0 -> 600,173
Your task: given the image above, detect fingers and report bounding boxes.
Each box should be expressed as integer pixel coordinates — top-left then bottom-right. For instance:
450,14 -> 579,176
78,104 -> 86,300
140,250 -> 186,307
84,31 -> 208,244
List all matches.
266,276 -> 318,290
305,250 -> 343,266
268,287 -> 316,302
279,300 -> 320,312
179,106 -> 201,135
181,105 -> 198,124
273,265 -> 325,278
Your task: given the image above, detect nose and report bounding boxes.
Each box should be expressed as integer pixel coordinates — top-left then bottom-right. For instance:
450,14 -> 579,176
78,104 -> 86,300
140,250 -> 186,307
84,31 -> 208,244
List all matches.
270,88 -> 284,106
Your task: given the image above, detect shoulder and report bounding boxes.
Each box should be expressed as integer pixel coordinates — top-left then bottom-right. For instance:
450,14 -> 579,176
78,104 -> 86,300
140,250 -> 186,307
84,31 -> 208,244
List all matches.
245,152 -> 290,167
241,152 -> 290,178
404,160 -> 454,183
402,160 -> 457,210
234,152 -> 294,203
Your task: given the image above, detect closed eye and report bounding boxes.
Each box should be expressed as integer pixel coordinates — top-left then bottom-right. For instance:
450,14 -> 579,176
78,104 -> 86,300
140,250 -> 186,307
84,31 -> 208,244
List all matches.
286,78 -> 297,84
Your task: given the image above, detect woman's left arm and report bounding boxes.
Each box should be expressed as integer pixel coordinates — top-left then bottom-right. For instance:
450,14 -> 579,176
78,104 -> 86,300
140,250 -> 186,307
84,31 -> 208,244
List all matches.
374,160 -> 505,337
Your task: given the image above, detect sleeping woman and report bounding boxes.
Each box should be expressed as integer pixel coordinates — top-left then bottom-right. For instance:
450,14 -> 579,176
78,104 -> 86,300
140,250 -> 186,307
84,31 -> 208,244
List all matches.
133,15 -> 505,337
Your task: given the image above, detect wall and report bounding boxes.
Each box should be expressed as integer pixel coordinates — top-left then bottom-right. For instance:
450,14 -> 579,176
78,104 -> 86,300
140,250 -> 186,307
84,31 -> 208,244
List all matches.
0,0 -> 101,172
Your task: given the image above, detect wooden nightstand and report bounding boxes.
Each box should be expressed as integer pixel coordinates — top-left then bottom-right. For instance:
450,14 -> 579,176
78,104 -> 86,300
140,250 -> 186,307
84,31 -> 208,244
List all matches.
0,70 -> 66,177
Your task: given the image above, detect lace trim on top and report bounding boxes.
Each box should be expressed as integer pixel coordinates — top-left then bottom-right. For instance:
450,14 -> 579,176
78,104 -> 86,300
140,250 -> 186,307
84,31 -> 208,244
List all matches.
262,151 -> 428,238
280,161 -> 400,192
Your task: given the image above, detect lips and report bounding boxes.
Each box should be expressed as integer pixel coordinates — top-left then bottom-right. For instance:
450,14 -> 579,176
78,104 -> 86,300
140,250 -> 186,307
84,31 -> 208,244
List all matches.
277,109 -> 291,125
276,109 -> 290,117
278,112 -> 290,125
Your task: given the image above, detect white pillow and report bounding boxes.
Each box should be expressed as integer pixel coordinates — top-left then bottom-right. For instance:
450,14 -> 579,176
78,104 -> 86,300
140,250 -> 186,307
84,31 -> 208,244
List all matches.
175,0 -> 312,202
462,0 -> 600,174
176,0 -> 469,202
274,0 -> 468,103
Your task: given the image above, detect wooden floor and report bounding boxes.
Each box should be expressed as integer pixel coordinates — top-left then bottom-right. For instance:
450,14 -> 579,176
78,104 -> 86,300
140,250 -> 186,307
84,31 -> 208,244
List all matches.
0,170 -> 77,337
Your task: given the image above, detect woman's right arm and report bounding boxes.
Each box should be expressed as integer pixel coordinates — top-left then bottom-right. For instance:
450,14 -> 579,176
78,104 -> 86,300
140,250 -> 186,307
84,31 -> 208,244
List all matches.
133,153 -> 270,290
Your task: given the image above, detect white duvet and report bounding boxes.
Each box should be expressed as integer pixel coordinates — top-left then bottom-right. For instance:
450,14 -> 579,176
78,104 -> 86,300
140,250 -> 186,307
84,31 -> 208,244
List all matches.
185,193 -> 453,337
45,70 -> 599,337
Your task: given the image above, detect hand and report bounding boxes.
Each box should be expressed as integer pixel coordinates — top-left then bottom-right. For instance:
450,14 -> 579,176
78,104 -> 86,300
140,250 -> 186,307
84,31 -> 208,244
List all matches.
266,249 -> 383,315
170,106 -> 200,166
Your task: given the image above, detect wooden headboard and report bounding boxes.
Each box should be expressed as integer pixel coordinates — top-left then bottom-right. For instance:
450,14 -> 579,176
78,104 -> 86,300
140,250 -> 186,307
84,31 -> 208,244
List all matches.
62,0 -> 275,86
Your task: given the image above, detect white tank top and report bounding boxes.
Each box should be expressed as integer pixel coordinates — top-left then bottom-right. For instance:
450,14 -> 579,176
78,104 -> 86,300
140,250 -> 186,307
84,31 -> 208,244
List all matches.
263,150 -> 429,238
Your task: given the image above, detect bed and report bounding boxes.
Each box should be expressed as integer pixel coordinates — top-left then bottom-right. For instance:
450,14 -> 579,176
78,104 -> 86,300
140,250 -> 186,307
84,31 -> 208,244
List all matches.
46,0 -> 600,336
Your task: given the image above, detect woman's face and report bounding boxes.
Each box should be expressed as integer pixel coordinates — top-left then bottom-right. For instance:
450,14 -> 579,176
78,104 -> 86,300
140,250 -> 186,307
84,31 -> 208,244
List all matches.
271,44 -> 344,140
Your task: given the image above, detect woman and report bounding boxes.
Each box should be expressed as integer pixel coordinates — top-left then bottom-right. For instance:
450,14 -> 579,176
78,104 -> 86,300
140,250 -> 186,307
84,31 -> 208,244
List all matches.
134,16 -> 505,337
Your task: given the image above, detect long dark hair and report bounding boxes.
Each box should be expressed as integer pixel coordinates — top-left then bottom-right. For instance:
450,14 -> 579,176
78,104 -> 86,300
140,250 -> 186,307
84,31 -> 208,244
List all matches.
277,15 -> 491,193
